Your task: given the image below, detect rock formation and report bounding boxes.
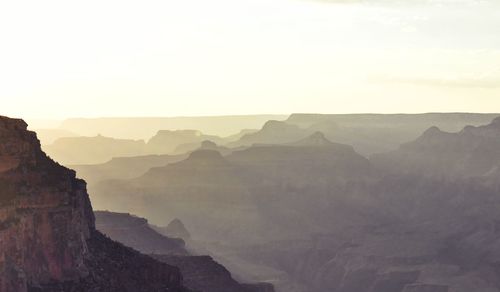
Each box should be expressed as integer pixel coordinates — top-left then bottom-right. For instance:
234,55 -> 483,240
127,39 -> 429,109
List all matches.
0,115 -> 186,292
94,211 -> 275,292
158,218 -> 192,241
146,130 -> 225,155
94,211 -> 187,255
71,153 -> 187,185
372,116 -> 500,178
173,140 -> 232,156
231,120 -> 309,147
86,117 -> 500,292
43,135 -> 146,165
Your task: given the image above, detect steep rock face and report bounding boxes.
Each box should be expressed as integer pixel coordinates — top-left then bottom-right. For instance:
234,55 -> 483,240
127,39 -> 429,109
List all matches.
0,116 -> 185,292
154,255 -> 275,292
94,211 -> 275,292
94,211 -> 187,255
0,116 -> 93,290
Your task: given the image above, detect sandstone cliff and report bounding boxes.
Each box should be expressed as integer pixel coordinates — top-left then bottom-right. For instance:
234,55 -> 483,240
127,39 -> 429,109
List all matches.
0,116 -> 186,292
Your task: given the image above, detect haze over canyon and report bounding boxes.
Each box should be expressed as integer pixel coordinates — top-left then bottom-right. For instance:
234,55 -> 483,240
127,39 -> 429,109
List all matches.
3,112 -> 500,292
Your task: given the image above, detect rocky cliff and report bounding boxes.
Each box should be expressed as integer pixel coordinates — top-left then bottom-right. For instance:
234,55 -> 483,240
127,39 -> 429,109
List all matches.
94,211 -> 187,255
94,211 -> 275,292
0,115 -> 186,292
154,255 -> 275,292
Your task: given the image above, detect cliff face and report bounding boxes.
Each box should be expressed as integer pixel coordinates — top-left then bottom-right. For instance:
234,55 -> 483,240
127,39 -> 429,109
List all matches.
0,116 -> 93,291
154,255 -> 275,292
94,211 -> 187,255
94,211 -> 275,292
0,116 -> 185,292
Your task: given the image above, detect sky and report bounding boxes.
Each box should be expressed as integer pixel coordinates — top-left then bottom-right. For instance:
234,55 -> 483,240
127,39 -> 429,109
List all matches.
0,0 -> 499,119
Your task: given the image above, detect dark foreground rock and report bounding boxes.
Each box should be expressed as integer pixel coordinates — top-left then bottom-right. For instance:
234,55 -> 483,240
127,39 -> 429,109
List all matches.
154,255 -> 274,292
0,115 -> 187,292
95,211 -> 275,292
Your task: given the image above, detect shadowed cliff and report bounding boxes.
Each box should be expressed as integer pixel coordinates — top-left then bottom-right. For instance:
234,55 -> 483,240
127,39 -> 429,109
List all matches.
0,115 -> 187,292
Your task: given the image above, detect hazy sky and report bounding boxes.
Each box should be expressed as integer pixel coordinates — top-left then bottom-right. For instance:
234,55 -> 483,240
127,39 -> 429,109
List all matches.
1,0 -> 499,119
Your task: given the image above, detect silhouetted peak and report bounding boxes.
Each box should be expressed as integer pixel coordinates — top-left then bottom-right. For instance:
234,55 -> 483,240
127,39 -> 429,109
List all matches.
165,218 -> 191,240
200,140 -> 218,149
293,131 -> 333,147
422,126 -> 443,137
186,149 -> 227,165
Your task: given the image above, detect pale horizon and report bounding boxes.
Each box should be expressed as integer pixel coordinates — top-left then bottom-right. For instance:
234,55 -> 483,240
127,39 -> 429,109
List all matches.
2,0 -> 500,119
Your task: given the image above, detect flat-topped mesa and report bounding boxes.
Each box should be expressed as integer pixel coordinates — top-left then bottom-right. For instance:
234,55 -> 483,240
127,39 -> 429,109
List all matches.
259,120 -> 301,134
0,115 -> 185,292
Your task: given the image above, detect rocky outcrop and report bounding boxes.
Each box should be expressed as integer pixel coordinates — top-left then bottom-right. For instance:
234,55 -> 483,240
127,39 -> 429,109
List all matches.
95,211 -> 187,255
174,140 -> 232,156
154,255 -> 275,292
81,116 -> 500,292
95,211 -> 275,292
158,218 -> 192,241
0,116 -> 186,292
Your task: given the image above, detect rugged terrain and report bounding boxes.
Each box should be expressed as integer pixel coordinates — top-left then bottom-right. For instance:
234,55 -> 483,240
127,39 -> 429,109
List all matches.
0,115 -> 186,292
86,116 -> 500,292
95,211 -> 275,292
233,113 -> 500,155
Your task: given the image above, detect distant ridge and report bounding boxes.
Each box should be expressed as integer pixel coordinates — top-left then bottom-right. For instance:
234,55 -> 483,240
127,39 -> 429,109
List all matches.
291,131 -> 334,147
59,115 -> 287,139
372,116 -> 500,178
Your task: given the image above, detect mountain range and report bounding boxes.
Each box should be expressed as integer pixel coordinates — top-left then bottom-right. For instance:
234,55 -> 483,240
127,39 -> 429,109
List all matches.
84,116 -> 500,292
0,115 -> 274,292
